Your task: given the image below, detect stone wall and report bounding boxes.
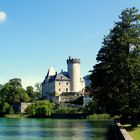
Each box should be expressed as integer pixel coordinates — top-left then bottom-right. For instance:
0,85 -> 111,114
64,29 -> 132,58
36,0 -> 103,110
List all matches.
59,95 -> 82,103
115,122 -> 133,140
20,102 -> 31,113
55,81 -> 70,95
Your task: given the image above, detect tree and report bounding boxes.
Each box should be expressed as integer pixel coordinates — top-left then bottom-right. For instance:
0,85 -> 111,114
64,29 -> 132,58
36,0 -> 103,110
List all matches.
35,82 -> 42,99
26,86 -> 35,101
0,100 -> 11,115
91,7 -> 140,127
0,84 -> 3,91
85,99 -> 98,114
26,100 -> 55,117
9,78 -> 21,87
18,87 -> 30,102
0,79 -> 30,112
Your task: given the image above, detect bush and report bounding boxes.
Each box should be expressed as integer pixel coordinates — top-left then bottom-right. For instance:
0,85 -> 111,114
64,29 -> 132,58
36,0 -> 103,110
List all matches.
55,106 -> 85,114
87,113 -> 119,119
26,100 -> 55,117
0,100 -> 11,115
85,100 -> 98,114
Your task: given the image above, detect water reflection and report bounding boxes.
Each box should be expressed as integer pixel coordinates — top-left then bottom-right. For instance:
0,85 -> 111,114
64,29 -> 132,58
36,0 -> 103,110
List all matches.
0,118 -> 114,140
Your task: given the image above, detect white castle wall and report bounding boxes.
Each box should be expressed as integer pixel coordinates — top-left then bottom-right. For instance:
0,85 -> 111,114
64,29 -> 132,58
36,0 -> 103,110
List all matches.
67,57 -> 82,92
55,81 -> 70,95
68,63 -> 80,92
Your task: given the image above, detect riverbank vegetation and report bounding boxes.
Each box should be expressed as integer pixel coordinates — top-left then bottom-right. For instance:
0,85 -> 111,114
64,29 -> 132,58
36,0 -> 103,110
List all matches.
0,78 -> 42,115
87,114 -> 119,120
4,114 -> 29,118
25,101 -> 86,117
26,100 -> 55,117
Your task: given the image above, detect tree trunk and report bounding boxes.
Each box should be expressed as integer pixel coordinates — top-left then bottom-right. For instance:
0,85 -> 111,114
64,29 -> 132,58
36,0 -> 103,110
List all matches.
131,115 -> 137,127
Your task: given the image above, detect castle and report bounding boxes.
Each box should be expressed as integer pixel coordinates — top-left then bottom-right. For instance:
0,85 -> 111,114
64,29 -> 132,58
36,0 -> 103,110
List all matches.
42,57 -> 85,99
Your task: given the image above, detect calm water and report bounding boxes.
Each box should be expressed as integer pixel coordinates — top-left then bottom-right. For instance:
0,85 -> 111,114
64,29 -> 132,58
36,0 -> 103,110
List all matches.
0,118 -> 114,140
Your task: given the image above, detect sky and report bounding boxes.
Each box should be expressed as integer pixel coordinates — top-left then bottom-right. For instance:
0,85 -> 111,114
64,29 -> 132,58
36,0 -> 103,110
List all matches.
0,0 -> 140,88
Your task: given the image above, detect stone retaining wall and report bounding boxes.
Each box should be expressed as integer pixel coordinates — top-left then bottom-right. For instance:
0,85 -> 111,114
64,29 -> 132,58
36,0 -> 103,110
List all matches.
20,102 -> 31,113
115,122 -> 133,140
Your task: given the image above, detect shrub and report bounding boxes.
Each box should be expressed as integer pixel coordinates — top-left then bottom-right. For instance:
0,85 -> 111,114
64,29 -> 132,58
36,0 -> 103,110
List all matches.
26,100 -> 55,117
0,100 -> 11,115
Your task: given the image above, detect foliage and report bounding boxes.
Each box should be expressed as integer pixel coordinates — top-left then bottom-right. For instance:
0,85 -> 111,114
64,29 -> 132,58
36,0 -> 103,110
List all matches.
85,100 -> 99,114
26,86 -> 35,101
9,78 -> 21,87
55,106 -> 85,114
0,100 -> 11,115
0,83 -> 30,105
0,78 -> 30,113
0,84 -> 3,91
90,7 -> 140,127
35,82 -> 42,99
26,103 -> 36,115
26,100 -> 55,117
86,113 -> 119,119
4,114 -> 29,118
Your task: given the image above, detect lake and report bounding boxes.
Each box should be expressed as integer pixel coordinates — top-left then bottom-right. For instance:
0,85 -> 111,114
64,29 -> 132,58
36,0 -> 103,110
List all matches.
0,118 -> 115,140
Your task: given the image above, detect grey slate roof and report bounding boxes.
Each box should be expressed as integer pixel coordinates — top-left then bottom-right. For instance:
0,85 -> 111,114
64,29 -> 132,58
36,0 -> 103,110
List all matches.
49,72 -> 70,82
55,73 -> 70,81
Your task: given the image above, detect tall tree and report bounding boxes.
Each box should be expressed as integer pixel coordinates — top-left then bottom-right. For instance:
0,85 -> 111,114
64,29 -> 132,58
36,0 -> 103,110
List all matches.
26,86 -> 35,101
0,84 -> 3,91
35,82 -> 42,99
91,7 -> 140,127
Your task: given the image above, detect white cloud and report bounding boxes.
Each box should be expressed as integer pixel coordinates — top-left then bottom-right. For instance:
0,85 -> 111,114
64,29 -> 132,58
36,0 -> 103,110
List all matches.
0,11 -> 7,23
80,26 -> 111,44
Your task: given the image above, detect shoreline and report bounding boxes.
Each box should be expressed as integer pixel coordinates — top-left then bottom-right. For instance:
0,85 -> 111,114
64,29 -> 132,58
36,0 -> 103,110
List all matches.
2,113 -> 88,119
2,113 -> 117,120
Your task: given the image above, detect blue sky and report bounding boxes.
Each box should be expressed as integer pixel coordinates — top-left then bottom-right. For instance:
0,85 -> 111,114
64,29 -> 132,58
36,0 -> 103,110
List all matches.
0,0 -> 140,87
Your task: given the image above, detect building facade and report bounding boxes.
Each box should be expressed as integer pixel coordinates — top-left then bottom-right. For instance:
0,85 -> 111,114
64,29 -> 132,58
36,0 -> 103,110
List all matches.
42,57 -> 85,99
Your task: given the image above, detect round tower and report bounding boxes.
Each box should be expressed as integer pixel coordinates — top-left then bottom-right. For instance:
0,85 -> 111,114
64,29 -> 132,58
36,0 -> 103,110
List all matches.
67,57 -> 80,92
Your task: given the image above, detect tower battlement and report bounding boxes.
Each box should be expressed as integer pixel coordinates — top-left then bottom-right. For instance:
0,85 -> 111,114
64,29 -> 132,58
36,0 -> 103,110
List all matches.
67,56 -> 80,64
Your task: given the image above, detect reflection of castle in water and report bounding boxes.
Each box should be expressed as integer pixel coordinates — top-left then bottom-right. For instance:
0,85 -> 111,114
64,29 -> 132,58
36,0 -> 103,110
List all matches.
42,57 -> 85,99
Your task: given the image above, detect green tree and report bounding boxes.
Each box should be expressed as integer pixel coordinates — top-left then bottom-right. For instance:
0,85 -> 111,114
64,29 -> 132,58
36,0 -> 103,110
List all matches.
18,87 -> 30,102
85,99 -> 99,114
0,84 -> 3,91
0,83 -> 30,104
26,100 -> 55,117
26,86 -> 35,101
9,78 -> 21,87
0,100 -> 11,115
35,82 -> 42,99
91,7 -> 140,127
0,78 -> 30,113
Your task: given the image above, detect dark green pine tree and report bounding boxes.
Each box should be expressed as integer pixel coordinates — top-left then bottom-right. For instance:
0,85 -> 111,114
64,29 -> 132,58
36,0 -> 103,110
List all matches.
91,7 -> 140,127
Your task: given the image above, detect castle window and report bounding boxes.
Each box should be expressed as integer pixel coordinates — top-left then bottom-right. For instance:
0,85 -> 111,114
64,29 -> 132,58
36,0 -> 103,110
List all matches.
66,82 -> 68,85
59,89 -> 61,91
61,76 -> 63,79
59,82 -> 61,85
66,88 -> 68,92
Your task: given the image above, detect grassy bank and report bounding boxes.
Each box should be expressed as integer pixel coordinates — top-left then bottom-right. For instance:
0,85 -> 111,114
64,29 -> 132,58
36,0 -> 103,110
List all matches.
123,124 -> 140,140
4,114 -> 30,118
3,113 -> 119,120
86,114 -> 119,119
